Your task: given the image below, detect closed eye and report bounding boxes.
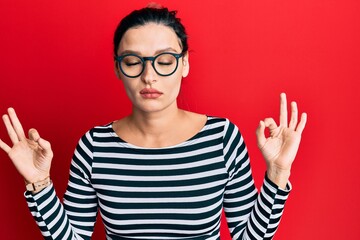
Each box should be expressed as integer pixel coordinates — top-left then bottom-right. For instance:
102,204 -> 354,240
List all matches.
125,62 -> 142,66
157,62 -> 173,65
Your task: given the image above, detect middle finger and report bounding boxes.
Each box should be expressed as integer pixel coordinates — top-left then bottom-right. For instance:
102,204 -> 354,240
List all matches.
7,108 -> 26,141
2,114 -> 19,144
279,93 -> 288,127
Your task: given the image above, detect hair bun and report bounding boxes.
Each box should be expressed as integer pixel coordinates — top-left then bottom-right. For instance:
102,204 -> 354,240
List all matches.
146,2 -> 164,9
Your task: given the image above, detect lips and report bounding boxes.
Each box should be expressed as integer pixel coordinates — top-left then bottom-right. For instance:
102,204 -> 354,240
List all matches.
140,88 -> 163,99
140,88 -> 162,94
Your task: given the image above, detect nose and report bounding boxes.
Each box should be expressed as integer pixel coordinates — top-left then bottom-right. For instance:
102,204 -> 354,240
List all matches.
141,60 -> 157,84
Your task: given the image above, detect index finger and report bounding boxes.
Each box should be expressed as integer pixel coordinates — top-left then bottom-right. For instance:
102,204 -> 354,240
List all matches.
279,93 -> 288,127
7,108 -> 26,141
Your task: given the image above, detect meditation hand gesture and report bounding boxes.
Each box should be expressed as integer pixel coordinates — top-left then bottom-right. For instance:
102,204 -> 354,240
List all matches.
256,93 -> 307,188
0,108 -> 53,188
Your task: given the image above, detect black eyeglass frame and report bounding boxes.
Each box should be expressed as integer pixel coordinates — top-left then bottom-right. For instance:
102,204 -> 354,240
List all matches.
115,52 -> 184,78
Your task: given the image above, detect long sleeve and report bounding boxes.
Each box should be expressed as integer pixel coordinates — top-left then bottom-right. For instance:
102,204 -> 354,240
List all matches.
24,130 -> 98,240
222,120 -> 291,240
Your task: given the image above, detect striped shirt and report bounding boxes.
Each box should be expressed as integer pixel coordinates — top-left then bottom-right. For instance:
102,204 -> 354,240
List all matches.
25,117 -> 291,240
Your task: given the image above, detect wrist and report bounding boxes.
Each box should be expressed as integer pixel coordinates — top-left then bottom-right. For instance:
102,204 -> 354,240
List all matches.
266,167 -> 291,189
25,176 -> 51,194
24,171 -> 50,185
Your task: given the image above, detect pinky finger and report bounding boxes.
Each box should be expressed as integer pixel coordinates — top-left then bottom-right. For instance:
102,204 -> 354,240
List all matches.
296,112 -> 307,134
0,138 -> 11,154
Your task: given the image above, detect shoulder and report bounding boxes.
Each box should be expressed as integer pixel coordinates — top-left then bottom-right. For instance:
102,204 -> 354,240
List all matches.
197,115 -> 242,143
80,122 -> 116,144
91,122 -> 114,134
205,115 -> 238,132
205,116 -> 244,145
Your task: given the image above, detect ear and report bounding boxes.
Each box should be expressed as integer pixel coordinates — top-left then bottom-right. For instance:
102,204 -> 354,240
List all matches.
114,60 -> 121,79
181,51 -> 190,78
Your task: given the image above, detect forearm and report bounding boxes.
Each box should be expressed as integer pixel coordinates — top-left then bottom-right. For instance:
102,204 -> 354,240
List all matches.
25,184 -> 80,239
25,181 -> 98,240
251,175 -> 291,239
232,174 -> 291,239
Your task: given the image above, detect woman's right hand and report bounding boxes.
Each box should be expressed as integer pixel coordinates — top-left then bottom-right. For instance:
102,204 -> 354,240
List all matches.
0,108 -> 53,184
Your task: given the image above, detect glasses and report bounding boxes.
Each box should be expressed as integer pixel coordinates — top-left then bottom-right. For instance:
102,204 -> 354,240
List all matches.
115,52 -> 183,78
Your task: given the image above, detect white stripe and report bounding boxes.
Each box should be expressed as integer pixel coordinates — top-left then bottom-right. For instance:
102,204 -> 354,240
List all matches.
67,179 -> 94,192
63,199 -> 97,209
66,209 -> 97,218
92,156 -> 224,171
93,178 -> 227,193
92,168 -> 226,182
98,197 -> 223,215
225,178 -> 255,195
93,144 -> 223,159
223,201 -> 255,213
97,188 -> 224,203
101,211 -> 222,230
64,190 -> 97,200
224,188 -> 257,203
73,151 -> 91,175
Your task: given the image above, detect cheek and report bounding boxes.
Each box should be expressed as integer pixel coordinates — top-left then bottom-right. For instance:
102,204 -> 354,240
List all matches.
167,75 -> 183,97
121,79 -> 137,99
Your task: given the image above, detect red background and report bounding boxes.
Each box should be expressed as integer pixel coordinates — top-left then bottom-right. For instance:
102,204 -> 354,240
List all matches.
0,0 -> 359,239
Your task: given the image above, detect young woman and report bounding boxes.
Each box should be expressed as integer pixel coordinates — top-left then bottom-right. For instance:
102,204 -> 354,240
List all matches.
0,6 -> 307,240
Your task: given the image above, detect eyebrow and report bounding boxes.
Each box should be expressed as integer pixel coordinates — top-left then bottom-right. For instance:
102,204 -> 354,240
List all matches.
118,47 -> 180,56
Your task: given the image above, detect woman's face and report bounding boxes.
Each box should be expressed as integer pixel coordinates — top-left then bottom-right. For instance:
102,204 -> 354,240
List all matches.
115,23 -> 189,113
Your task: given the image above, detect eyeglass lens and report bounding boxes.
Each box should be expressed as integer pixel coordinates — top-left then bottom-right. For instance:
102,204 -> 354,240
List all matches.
120,53 -> 179,77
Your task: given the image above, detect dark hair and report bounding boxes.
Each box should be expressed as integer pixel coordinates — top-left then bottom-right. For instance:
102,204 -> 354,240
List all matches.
113,6 -> 188,57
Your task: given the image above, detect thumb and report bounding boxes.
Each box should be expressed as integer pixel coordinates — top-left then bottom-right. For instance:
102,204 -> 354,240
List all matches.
256,120 -> 266,149
29,128 -> 53,158
29,128 -> 40,142
38,137 -> 53,158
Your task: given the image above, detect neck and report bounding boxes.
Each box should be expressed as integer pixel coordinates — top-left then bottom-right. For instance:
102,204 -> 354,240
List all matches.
128,103 -> 183,138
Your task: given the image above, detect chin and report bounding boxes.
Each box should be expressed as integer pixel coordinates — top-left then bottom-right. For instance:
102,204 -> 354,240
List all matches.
134,103 -> 165,113
133,100 -> 176,114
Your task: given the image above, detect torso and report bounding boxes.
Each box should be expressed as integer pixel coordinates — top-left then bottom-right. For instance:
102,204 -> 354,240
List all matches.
91,116 -> 230,239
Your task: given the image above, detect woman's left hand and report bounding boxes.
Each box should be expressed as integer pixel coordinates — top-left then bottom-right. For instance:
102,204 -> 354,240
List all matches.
256,93 -> 307,188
